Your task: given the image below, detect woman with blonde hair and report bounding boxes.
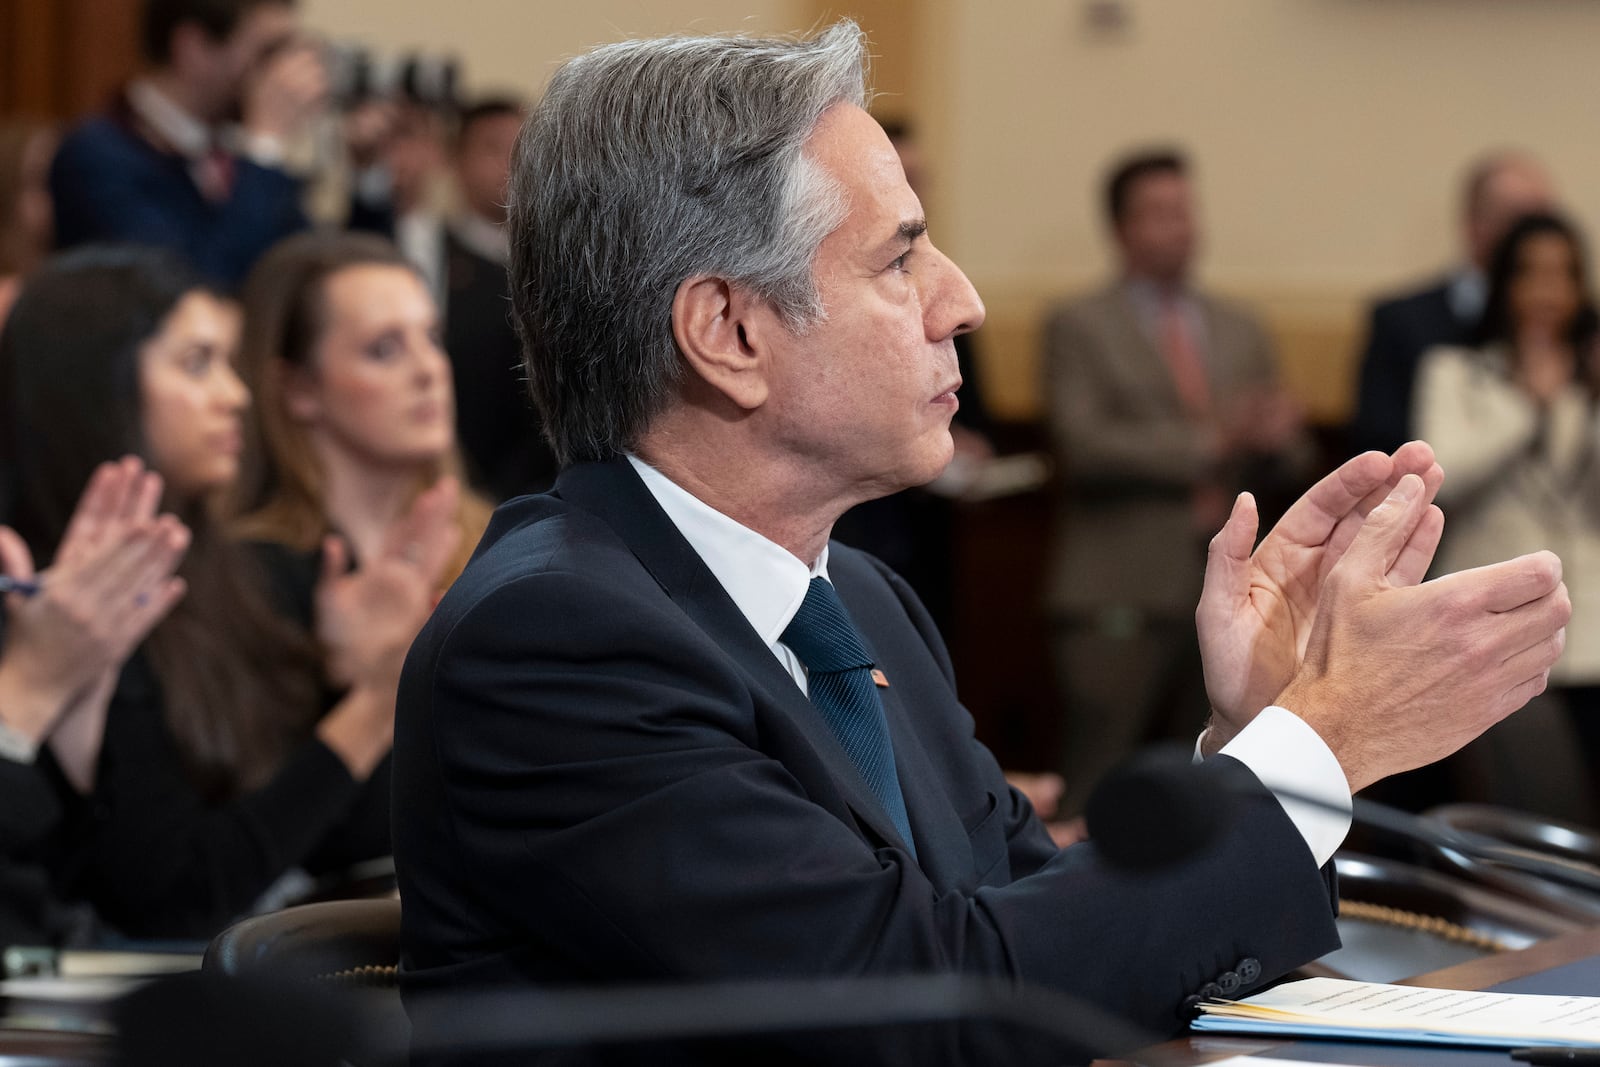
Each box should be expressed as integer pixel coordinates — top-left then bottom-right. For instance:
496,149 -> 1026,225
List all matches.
233,231 -> 491,594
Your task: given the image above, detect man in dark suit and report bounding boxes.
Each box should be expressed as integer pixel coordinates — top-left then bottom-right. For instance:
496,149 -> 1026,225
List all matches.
437,99 -> 560,501
391,22 -> 1570,1065
1349,151 -> 1554,456
49,0 -> 326,288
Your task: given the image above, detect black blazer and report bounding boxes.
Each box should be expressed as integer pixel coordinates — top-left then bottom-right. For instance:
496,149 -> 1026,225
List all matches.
1351,279 -> 1473,456
392,458 -> 1340,1064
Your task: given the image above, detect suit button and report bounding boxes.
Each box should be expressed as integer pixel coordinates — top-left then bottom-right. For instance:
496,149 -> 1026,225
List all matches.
1236,957 -> 1261,985
1179,994 -> 1203,1021
1216,970 -> 1241,996
1198,982 -> 1223,1001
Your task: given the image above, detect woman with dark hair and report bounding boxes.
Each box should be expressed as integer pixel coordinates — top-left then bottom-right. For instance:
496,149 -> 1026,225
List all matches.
1415,210 -> 1600,822
231,230 -> 490,590
0,245 -> 455,939
0,458 -> 188,946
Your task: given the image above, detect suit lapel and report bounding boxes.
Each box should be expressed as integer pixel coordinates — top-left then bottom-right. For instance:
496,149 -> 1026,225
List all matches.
855,640 -> 973,887
551,459 -> 917,856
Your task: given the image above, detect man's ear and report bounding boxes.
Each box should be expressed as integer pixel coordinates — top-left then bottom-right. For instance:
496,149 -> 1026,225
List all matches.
670,275 -> 776,411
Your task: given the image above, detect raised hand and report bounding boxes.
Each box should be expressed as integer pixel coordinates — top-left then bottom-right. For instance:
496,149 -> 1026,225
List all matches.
312,478 -> 461,780
243,38 -> 329,143
1279,475 -> 1569,793
315,476 -> 461,690
1196,442 -> 1444,751
0,458 -> 189,783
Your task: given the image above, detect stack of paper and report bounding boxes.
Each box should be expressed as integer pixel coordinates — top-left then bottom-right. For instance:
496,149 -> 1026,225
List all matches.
1192,977 -> 1600,1049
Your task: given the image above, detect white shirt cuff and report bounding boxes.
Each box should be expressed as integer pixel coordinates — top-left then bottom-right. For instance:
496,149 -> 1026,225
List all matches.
0,716 -> 39,764
1215,705 -> 1352,867
235,131 -> 288,169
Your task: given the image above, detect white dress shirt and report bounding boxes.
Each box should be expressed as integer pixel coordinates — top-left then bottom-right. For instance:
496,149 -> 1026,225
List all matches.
626,454 -> 1351,865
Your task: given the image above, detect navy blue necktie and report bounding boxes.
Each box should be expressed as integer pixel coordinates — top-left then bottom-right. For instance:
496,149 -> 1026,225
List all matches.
781,577 -> 917,857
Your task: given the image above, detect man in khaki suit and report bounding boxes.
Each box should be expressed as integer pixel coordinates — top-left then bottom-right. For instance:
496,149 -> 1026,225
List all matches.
1043,148 -> 1311,814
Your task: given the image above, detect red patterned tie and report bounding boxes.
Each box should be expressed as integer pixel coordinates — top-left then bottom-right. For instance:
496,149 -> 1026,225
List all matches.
1158,295 -> 1210,416
195,145 -> 235,204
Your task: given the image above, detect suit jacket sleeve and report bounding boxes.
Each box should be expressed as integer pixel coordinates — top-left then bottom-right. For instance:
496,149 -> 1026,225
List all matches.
1352,301 -> 1418,457
1044,305 -> 1214,491
398,563 -> 1340,1061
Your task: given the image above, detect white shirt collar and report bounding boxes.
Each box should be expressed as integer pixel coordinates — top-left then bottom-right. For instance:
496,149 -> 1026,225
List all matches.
1448,267 -> 1486,323
625,454 -> 827,650
127,79 -> 211,161
449,212 -> 510,265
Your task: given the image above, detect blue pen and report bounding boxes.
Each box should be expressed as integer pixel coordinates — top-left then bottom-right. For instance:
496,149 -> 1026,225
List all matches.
0,576 -> 41,597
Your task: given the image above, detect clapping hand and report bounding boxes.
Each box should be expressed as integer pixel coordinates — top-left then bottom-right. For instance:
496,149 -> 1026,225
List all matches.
315,476 -> 462,690
0,458 -> 189,787
1195,442 -> 1444,752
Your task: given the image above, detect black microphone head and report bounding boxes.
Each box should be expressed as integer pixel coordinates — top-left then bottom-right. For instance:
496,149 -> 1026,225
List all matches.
1084,743 -> 1231,871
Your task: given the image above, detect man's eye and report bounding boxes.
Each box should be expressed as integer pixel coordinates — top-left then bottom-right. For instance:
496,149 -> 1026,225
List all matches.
889,253 -> 910,273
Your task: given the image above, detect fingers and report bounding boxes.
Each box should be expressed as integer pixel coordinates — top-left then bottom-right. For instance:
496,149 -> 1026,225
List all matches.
1388,503 -> 1444,587
55,457 -> 166,569
1336,473 -> 1429,580
77,516 -> 190,616
1267,450 -> 1393,551
318,535 -> 351,592
126,466 -> 164,524
1198,492 -> 1257,617
1435,550 -> 1564,614
56,459 -> 131,565
388,477 -> 462,585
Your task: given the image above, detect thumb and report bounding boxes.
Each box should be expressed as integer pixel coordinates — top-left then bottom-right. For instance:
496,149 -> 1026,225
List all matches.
316,534 -> 350,594
1198,492 -> 1257,619
0,526 -> 37,582
1340,473 -> 1427,582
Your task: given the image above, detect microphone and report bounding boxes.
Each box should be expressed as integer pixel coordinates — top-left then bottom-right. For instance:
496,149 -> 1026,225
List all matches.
1085,743 -> 1600,896
1083,743 -> 1232,870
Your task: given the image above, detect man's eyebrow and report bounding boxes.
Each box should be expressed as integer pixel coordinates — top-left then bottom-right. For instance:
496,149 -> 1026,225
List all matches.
871,219 -> 927,261
897,219 -> 928,242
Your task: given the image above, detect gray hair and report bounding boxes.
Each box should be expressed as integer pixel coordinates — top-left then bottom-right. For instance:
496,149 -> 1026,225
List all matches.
506,20 -> 867,465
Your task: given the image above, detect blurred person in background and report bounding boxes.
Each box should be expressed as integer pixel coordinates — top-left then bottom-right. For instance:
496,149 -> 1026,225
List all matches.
436,98 -> 560,500
1414,211 -> 1600,825
375,99 -> 452,297
1042,148 -> 1312,815
49,0 -> 327,288
1352,150 -> 1555,456
0,245 -> 454,940
231,231 -> 491,607
0,459 -> 188,947
0,120 -> 57,327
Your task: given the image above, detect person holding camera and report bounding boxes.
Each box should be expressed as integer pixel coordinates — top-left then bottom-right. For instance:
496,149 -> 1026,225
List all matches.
49,0 -> 328,289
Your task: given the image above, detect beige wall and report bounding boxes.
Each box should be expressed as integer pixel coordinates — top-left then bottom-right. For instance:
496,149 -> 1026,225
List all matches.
301,0 -> 1600,422
911,0 -> 1600,418
299,0 -> 809,96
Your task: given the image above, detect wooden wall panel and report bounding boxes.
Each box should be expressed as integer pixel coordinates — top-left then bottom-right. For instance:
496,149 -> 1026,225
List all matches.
0,0 -> 142,120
